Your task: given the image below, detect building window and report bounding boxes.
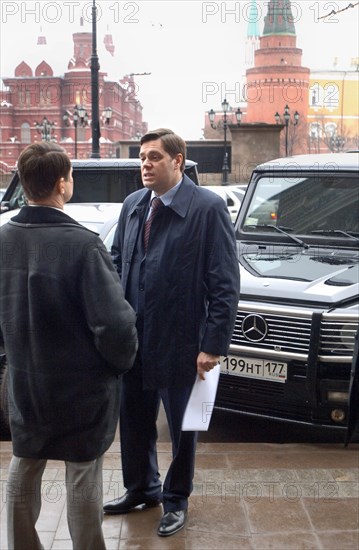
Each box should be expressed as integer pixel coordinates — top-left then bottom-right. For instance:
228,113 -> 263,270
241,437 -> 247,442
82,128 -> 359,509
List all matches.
324,122 -> 337,137
309,83 -> 322,107
309,82 -> 339,109
323,83 -> 339,109
311,89 -> 318,105
21,123 -> 31,143
309,122 -> 322,139
18,88 -> 25,105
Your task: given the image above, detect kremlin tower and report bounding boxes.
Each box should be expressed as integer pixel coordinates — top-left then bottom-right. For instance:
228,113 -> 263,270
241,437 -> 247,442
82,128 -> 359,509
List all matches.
245,0 -> 310,150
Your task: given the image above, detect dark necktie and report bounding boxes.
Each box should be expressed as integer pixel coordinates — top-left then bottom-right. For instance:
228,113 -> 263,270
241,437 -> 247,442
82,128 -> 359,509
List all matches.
143,197 -> 163,252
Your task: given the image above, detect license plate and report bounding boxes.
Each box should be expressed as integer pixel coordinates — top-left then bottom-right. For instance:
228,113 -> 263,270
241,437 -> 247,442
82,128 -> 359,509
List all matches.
220,355 -> 287,383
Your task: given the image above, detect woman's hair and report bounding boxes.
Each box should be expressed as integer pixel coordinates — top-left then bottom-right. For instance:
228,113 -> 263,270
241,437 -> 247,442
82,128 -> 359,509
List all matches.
17,142 -> 71,200
140,128 -> 186,173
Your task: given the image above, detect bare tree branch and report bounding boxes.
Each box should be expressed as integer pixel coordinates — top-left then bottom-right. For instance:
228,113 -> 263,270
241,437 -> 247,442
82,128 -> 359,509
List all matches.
318,2 -> 359,20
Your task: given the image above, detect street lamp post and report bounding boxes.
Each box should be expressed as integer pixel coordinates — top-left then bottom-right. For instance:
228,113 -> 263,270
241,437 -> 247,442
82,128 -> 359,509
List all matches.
208,99 -> 242,184
34,117 -> 56,142
275,105 -> 299,157
103,107 -> 113,125
90,0 -> 100,158
63,105 -> 88,159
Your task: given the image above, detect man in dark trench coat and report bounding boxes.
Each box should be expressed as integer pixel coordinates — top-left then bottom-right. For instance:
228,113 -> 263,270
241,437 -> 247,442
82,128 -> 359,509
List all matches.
104,128 -> 240,536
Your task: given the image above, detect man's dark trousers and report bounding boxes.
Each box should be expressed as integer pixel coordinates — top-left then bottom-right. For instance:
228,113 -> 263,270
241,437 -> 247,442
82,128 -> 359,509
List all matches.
119,355 -> 198,513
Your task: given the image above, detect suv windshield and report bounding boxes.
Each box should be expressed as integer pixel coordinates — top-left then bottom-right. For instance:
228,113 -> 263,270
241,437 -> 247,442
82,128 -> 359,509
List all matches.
241,174 -> 359,236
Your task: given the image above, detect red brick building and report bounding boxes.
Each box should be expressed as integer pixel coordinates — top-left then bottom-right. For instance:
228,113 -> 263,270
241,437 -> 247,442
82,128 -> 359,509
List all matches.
0,28 -> 147,174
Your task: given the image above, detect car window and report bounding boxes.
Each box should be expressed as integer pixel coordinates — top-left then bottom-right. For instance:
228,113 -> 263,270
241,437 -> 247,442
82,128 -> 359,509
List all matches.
2,178 -> 26,211
71,169 -> 141,203
242,175 -> 359,235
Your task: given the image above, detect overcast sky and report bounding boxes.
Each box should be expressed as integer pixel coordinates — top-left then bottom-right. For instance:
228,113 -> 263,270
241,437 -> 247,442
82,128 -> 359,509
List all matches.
1,1 -> 358,139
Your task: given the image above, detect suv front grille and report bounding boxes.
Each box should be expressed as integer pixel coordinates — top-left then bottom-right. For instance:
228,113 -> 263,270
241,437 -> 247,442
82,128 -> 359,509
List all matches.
232,310 -> 312,354
230,307 -> 358,360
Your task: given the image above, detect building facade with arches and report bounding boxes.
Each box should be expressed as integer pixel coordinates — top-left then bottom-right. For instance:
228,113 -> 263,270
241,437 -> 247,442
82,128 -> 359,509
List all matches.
0,26 -> 147,176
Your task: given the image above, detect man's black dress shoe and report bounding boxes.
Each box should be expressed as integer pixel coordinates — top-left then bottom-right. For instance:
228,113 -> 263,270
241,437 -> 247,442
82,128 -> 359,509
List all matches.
157,510 -> 187,537
103,492 -> 162,515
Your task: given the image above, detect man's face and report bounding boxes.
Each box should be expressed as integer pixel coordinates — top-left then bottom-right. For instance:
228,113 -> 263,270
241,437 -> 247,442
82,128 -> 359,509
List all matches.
139,139 -> 182,196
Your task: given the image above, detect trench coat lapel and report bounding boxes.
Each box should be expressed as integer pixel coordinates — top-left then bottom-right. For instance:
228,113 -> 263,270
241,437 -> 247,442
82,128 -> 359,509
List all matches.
167,175 -> 195,219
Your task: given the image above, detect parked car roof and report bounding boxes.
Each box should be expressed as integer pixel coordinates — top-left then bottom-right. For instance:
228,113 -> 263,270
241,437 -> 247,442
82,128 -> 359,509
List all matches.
70,158 -> 198,169
254,152 -> 359,172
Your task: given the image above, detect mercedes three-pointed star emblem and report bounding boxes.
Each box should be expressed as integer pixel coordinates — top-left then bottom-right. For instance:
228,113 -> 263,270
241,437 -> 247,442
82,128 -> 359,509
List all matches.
242,314 -> 268,342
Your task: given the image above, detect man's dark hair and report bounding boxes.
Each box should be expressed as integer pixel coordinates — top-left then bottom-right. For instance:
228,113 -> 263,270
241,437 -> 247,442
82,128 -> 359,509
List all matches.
140,128 -> 186,173
17,142 -> 71,201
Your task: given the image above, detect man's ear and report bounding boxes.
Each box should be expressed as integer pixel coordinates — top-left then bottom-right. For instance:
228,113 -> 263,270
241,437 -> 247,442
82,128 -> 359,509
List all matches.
56,177 -> 65,195
175,153 -> 183,169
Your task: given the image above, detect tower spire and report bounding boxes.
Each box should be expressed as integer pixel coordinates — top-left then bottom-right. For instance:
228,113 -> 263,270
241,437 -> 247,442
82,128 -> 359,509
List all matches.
245,0 -> 260,67
247,0 -> 260,38
262,0 -> 296,36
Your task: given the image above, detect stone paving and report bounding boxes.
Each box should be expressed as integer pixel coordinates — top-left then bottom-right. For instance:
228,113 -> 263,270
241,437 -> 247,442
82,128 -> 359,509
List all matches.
1,438 -> 358,549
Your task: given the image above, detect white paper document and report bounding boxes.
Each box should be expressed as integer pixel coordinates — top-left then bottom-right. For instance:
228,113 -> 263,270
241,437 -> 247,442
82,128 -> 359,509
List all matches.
182,364 -> 220,431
